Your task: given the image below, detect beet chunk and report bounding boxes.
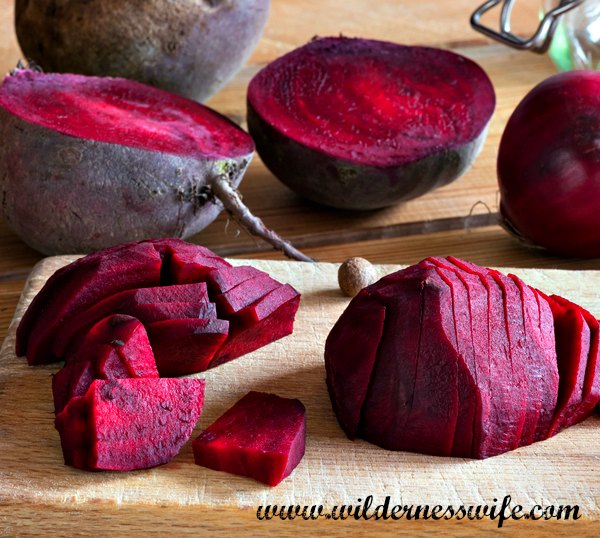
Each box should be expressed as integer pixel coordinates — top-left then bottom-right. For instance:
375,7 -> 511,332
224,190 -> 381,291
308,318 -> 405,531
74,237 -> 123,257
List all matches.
55,378 -> 205,471
53,315 -> 159,413
247,36 -> 495,210
210,284 -> 301,368
17,241 -> 162,365
147,318 -> 230,377
193,391 -> 306,486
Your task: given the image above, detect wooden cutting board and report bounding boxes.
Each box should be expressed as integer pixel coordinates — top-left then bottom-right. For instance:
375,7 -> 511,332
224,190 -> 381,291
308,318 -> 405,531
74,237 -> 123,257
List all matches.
0,257 -> 599,534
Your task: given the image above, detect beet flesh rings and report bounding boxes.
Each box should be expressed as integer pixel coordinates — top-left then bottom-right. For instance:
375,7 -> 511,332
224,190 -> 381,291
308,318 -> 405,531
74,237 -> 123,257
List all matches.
247,37 -> 495,210
17,238 -> 301,375
325,257 -> 600,458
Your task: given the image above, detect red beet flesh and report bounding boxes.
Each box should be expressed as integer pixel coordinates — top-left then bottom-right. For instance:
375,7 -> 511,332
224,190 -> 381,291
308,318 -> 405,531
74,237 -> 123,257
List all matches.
55,378 -> 205,471
498,71 -> 600,257
247,37 -> 495,210
323,256 -> 600,459
0,70 -> 254,160
193,391 -> 306,486
52,315 -> 159,414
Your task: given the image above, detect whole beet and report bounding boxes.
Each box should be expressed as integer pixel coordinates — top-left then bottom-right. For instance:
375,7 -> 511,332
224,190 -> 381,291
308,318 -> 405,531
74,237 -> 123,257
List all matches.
15,0 -> 270,102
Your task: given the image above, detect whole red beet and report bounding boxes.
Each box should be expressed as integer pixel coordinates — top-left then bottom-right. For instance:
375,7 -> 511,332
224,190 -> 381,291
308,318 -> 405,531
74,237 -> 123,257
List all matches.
498,71 -> 600,257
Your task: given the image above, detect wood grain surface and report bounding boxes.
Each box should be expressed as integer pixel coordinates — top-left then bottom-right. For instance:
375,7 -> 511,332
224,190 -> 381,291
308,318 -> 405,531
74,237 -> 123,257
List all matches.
0,257 -> 598,535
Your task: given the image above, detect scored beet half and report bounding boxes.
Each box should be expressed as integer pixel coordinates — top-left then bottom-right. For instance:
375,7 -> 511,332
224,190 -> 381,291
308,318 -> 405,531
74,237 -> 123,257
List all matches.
497,71 -> 600,257
0,67 -> 310,260
193,391 -> 306,486
247,37 -> 496,210
325,256 -> 600,459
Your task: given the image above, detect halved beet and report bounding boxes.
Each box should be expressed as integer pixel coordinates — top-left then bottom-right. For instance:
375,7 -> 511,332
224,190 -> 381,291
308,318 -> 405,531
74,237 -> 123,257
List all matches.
55,378 -> 205,471
326,257 -> 586,459
17,241 -> 163,365
53,315 -> 159,413
53,282 -> 212,357
0,69 -> 310,260
193,391 -> 306,486
247,36 -> 495,210
147,318 -> 229,377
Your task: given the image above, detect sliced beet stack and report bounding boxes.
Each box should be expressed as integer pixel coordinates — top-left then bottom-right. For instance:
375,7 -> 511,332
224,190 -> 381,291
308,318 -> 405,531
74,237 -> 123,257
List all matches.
55,378 -> 205,471
193,391 -> 306,486
17,238 -> 301,376
324,256 -> 600,459
247,37 -> 495,210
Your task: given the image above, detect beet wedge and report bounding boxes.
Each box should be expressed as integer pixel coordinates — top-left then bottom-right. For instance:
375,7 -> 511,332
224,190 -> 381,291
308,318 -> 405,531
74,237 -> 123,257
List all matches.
210,284 -> 301,368
55,378 -> 205,471
17,241 -> 162,365
247,36 -> 495,210
53,282 -> 212,357
193,391 -> 306,486
53,315 -> 159,413
147,318 -> 230,377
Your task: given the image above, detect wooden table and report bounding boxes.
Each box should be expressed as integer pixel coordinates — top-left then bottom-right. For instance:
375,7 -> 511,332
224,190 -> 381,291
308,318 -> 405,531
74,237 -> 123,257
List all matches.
0,0 -> 598,535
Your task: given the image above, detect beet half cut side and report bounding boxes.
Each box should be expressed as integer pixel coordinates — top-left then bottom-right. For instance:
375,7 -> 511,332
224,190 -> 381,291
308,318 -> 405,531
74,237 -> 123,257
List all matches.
55,378 -> 205,471
247,36 -> 495,210
0,69 -> 310,260
193,391 -> 306,486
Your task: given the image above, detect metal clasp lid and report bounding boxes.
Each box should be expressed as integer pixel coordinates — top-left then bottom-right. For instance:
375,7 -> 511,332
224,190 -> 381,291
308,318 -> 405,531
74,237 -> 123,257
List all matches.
471,0 -> 585,53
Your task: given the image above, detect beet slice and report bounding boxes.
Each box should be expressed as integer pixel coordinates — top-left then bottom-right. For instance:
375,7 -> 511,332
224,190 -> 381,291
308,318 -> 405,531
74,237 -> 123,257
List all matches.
446,257 -> 526,456
147,318 -> 230,377
422,258 -> 480,457
17,241 -> 163,365
55,378 -> 205,471
247,36 -> 495,210
205,265 -> 267,294
213,274 -> 282,317
439,259 -> 493,458
543,294 -> 593,435
508,275 -> 559,443
193,391 -> 306,486
210,284 -> 301,368
354,266 -> 459,456
53,282 -> 211,357
487,270 -> 535,445
324,290 -> 386,438
53,315 -> 159,413
0,70 -> 310,260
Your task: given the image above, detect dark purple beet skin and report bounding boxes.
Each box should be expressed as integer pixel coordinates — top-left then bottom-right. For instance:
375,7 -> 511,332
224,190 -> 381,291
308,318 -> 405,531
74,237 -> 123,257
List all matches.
323,256 -> 600,459
498,71 -> 600,257
193,391 -> 306,486
247,37 -> 496,210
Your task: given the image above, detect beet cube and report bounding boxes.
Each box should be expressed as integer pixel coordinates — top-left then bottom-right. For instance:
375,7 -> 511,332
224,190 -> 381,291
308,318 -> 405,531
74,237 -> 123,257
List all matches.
55,378 -> 206,471
193,391 -> 306,486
